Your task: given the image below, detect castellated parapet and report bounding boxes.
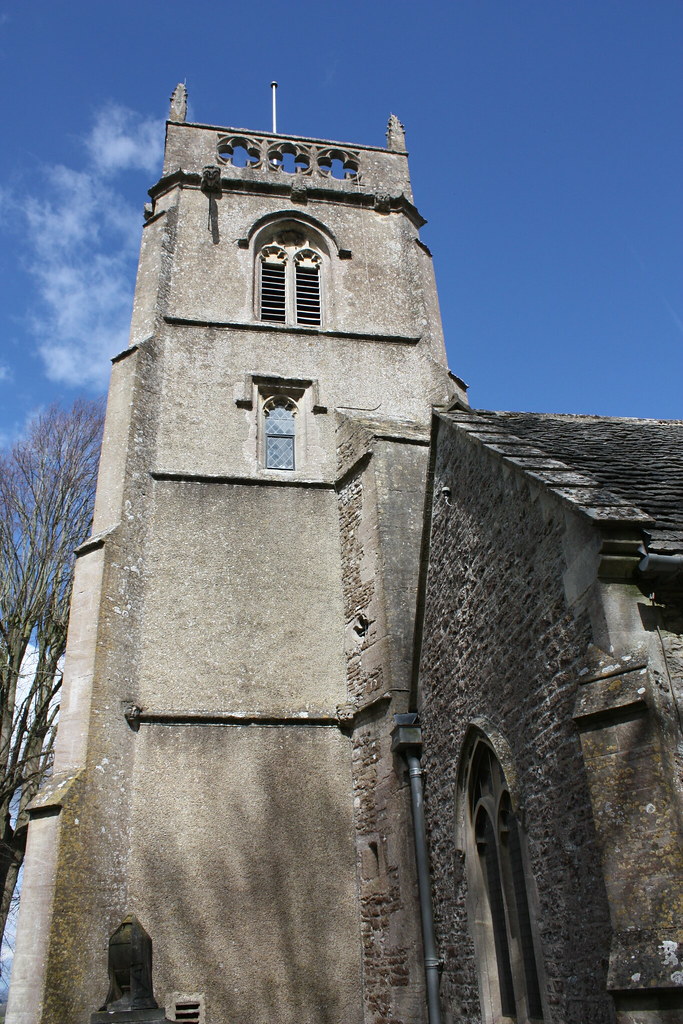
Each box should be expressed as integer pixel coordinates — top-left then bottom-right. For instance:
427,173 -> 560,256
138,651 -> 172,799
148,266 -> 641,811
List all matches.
8,92 -> 461,1024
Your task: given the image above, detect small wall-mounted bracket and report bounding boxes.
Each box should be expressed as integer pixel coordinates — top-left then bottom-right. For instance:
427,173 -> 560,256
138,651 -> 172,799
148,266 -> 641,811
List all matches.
122,701 -> 142,731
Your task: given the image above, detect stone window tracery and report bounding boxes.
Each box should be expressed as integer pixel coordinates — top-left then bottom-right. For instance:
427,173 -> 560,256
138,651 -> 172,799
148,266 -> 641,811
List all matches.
217,134 -> 360,181
267,142 -> 311,174
257,232 -> 322,327
316,148 -> 359,180
217,136 -> 261,168
467,739 -> 544,1023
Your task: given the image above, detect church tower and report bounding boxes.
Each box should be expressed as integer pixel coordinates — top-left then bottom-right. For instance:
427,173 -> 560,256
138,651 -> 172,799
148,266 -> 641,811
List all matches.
8,86 -> 464,1024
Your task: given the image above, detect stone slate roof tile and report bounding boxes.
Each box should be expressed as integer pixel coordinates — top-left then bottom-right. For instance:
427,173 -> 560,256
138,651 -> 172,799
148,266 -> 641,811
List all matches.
441,410 -> 683,553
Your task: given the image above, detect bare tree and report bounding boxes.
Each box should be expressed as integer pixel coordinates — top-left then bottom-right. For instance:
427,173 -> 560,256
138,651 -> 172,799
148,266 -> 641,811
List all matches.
0,400 -> 104,960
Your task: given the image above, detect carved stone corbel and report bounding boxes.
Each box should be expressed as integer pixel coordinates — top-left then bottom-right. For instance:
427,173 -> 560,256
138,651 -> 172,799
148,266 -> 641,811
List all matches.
200,166 -> 222,244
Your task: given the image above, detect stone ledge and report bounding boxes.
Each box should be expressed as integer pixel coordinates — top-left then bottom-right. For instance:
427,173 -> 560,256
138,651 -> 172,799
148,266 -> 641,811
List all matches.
608,930 -> 683,992
27,770 -> 83,817
162,315 -> 421,345
151,471 -> 335,490
573,667 -> 649,723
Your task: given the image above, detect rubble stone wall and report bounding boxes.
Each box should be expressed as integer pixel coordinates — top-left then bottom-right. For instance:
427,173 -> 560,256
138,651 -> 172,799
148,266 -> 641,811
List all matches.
418,421 -> 615,1024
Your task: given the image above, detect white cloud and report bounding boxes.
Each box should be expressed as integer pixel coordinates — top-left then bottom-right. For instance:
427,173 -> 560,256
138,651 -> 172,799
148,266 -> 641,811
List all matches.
0,363 -> 10,382
86,104 -> 164,176
20,107 -> 164,388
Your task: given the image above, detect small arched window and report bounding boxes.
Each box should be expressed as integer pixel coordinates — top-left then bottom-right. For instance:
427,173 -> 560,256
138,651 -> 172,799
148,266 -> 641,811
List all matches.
468,740 -> 544,1022
264,398 -> 296,471
258,232 -> 322,327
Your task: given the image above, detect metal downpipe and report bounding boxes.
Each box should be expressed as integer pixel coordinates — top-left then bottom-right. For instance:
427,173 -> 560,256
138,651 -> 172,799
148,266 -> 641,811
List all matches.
405,751 -> 442,1024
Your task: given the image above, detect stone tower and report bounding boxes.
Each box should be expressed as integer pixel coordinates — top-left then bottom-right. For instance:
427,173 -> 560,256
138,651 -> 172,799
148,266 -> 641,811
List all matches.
8,87 -> 464,1024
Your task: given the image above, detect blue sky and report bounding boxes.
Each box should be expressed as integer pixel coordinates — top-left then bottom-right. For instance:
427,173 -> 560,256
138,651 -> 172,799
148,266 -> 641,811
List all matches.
1,0 -> 681,446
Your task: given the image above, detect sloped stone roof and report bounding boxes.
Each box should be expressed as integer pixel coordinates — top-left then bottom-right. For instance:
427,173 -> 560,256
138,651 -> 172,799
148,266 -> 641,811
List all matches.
442,410 -> 683,554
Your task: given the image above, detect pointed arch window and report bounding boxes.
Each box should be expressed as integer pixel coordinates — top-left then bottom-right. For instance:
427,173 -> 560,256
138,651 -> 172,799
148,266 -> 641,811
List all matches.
264,397 -> 297,471
468,740 -> 544,1023
258,235 -> 322,326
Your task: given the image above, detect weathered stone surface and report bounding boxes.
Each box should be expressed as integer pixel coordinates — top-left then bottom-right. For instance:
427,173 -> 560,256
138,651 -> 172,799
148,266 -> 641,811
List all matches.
336,418 -> 432,1024
418,419 -> 618,1024
8,99 -> 456,1024
417,414 -> 683,1024
128,725 -> 361,1024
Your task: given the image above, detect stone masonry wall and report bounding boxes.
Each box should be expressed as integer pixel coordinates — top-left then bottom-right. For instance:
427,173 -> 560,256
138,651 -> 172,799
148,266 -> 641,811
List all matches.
659,605 -> 683,793
337,419 -> 427,1024
418,421 -> 615,1024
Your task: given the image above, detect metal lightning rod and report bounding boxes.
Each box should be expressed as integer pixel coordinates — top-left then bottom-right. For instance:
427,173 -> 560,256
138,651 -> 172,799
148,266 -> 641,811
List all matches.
271,81 -> 278,134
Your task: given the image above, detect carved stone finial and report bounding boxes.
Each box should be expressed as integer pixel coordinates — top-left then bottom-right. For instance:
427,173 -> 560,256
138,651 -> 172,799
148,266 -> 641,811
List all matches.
386,114 -> 406,152
169,83 -> 187,122
99,915 -> 159,1013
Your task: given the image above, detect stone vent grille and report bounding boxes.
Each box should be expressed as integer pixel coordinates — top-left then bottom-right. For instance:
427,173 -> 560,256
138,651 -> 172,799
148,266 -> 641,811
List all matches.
167,994 -> 205,1024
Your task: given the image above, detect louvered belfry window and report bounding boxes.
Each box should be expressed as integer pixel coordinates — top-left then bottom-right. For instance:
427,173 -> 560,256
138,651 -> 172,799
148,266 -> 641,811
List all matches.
294,250 -> 321,325
260,246 -> 287,322
258,236 -> 322,327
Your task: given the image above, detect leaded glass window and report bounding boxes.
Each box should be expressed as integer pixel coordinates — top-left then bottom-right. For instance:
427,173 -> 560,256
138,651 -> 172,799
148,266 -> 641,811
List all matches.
264,399 -> 296,471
